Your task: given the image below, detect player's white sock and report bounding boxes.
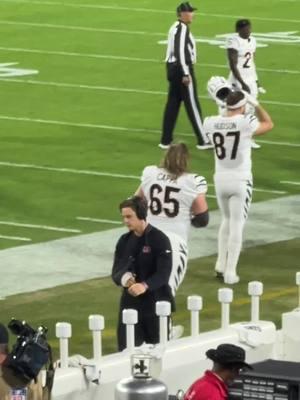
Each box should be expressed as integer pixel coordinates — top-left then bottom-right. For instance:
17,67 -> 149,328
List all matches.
215,218 -> 229,273
225,221 -> 244,277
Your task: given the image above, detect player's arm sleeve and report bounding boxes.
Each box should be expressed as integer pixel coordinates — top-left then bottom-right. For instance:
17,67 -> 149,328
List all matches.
203,118 -> 212,144
193,175 -> 208,195
253,38 -> 258,81
174,23 -> 189,76
111,238 -> 135,286
190,175 -> 209,227
245,114 -> 260,136
144,234 -> 172,291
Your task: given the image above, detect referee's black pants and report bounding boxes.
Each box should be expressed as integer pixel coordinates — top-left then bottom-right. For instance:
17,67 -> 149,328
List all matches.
161,63 -> 206,146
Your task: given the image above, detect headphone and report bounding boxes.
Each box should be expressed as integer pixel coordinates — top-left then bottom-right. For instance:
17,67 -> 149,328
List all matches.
130,196 -> 148,220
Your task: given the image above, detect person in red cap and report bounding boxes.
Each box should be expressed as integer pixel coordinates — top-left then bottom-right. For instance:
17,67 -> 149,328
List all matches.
184,344 -> 252,400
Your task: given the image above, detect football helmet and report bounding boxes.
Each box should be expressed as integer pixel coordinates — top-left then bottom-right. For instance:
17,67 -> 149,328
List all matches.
207,76 -> 232,106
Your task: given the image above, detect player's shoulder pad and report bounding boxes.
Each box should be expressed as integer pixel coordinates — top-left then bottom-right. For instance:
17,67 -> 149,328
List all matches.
142,165 -> 157,176
226,34 -> 239,50
203,116 -> 213,128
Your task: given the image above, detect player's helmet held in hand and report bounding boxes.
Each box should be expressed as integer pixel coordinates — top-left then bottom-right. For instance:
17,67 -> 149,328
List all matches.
207,76 -> 232,106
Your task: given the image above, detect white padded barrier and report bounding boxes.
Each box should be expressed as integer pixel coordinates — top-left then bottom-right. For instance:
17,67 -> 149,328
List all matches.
281,271 -> 300,361
50,276 -> 300,400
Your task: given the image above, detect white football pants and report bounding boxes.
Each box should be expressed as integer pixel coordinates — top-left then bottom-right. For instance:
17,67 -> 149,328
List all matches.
164,231 -> 188,296
214,176 -> 253,277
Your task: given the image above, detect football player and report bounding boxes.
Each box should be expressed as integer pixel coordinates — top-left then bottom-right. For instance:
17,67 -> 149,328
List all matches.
203,91 -> 273,284
135,143 -> 209,295
226,19 -> 266,149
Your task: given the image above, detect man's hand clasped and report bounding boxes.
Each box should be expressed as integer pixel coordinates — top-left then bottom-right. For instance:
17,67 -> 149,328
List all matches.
128,283 -> 147,297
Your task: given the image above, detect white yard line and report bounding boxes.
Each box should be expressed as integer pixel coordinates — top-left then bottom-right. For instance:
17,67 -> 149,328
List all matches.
257,139 -> 300,148
207,183 -> 287,195
0,161 -> 287,196
0,234 -> 32,242
1,1 -> 300,24
76,217 -> 122,225
1,78 -> 300,109
0,20 -> 165,37
0,220 -> 81,233
0,115 -> 298,148
280,181 -> 300,186
0,45 -> 299,75
0,46 -> 160,62
202,62 -> 300,75
253,188 -> 287,195
0,161 -> 141,180
0,78 -> 167,95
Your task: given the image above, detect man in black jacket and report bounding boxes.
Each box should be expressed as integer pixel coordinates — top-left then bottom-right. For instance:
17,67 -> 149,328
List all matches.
112,196 -> 174,351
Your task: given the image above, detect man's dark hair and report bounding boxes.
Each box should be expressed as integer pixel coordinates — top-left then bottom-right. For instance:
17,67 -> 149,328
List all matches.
236,19 -> 251,32
119,196 -> 148,220
226,91 -> 245,107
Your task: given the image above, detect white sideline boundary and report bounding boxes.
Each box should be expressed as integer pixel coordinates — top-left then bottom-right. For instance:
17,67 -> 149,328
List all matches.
0,235 -> 31,242
1,1 -> 300,24
0,161 -> 288,196
0,221 -> 81,233
0,116 -> 299,149
1,78 -> 300,108
0,195 -> 299,298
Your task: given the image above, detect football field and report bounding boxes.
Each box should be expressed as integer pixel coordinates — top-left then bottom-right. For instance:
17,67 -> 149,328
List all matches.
0,0 -> 299,355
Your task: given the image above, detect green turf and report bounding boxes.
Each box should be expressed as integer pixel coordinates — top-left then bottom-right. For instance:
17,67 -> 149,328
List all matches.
1,239 -> 299,357
0,0 -> 299,356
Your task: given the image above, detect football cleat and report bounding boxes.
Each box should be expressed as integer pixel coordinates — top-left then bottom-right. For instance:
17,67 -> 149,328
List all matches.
251,140 -> 261,149
215,271 -> 224,280
224,273 -> 240,285
158,143 -> 170,150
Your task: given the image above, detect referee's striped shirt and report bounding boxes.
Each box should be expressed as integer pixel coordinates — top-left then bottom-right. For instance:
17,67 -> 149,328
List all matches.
165,20 -> 197,76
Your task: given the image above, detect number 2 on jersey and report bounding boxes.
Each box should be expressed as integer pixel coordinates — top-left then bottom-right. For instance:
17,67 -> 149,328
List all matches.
212,131 -> 240,160
243,51 -> 251,68
149,184 -> 180,217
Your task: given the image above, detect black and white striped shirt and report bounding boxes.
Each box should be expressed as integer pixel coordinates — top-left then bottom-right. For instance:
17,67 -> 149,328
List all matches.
165,20 -> 197,76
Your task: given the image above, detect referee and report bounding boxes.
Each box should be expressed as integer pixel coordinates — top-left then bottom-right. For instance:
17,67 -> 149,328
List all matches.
160,2 -> 212,150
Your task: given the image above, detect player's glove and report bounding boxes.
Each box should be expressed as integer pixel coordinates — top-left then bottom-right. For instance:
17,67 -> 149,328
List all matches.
258,86 -> 267,94
207,76 -> 232,106
242,91 -> 259,108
